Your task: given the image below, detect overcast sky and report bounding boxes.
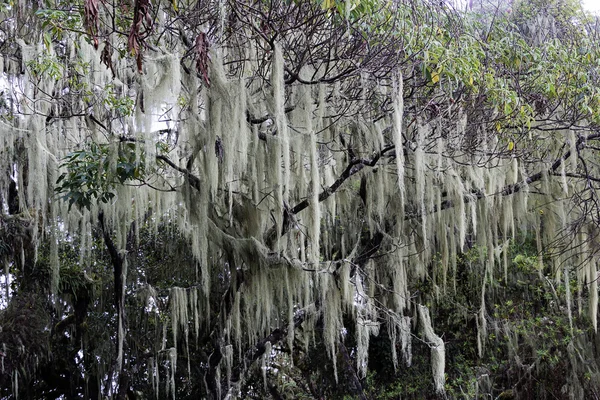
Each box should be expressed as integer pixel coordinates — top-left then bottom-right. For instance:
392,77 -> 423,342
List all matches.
583,0 -> 600,13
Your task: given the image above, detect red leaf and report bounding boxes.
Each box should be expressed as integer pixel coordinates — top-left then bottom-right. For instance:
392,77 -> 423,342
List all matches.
195,33 -> 211,86
128,0 -> 154,73
100,41 -> 115,77
84,0 -> 100,49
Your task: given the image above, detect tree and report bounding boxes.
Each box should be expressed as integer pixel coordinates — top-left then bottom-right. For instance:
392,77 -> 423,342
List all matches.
1,0 -> 600,398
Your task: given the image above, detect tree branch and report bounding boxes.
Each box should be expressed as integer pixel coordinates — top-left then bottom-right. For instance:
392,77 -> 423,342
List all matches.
428,132 -> 600,217
156,155 -> 202,191
98,211 -> 124,308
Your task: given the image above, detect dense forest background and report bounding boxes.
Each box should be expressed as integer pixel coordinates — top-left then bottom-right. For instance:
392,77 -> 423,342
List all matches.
1,0 -> 600,398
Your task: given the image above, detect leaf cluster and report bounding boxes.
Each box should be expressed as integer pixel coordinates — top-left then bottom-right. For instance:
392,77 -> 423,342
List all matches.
55,141 -> 145,210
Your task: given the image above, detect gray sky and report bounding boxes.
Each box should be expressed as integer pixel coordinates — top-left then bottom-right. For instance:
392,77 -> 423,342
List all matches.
583,0 -> 600,13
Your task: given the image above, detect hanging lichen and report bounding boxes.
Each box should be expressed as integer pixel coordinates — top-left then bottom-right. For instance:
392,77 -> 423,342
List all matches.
5,3 -> 600,399
418,305 -> 445,395
392,73 -> 406,216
